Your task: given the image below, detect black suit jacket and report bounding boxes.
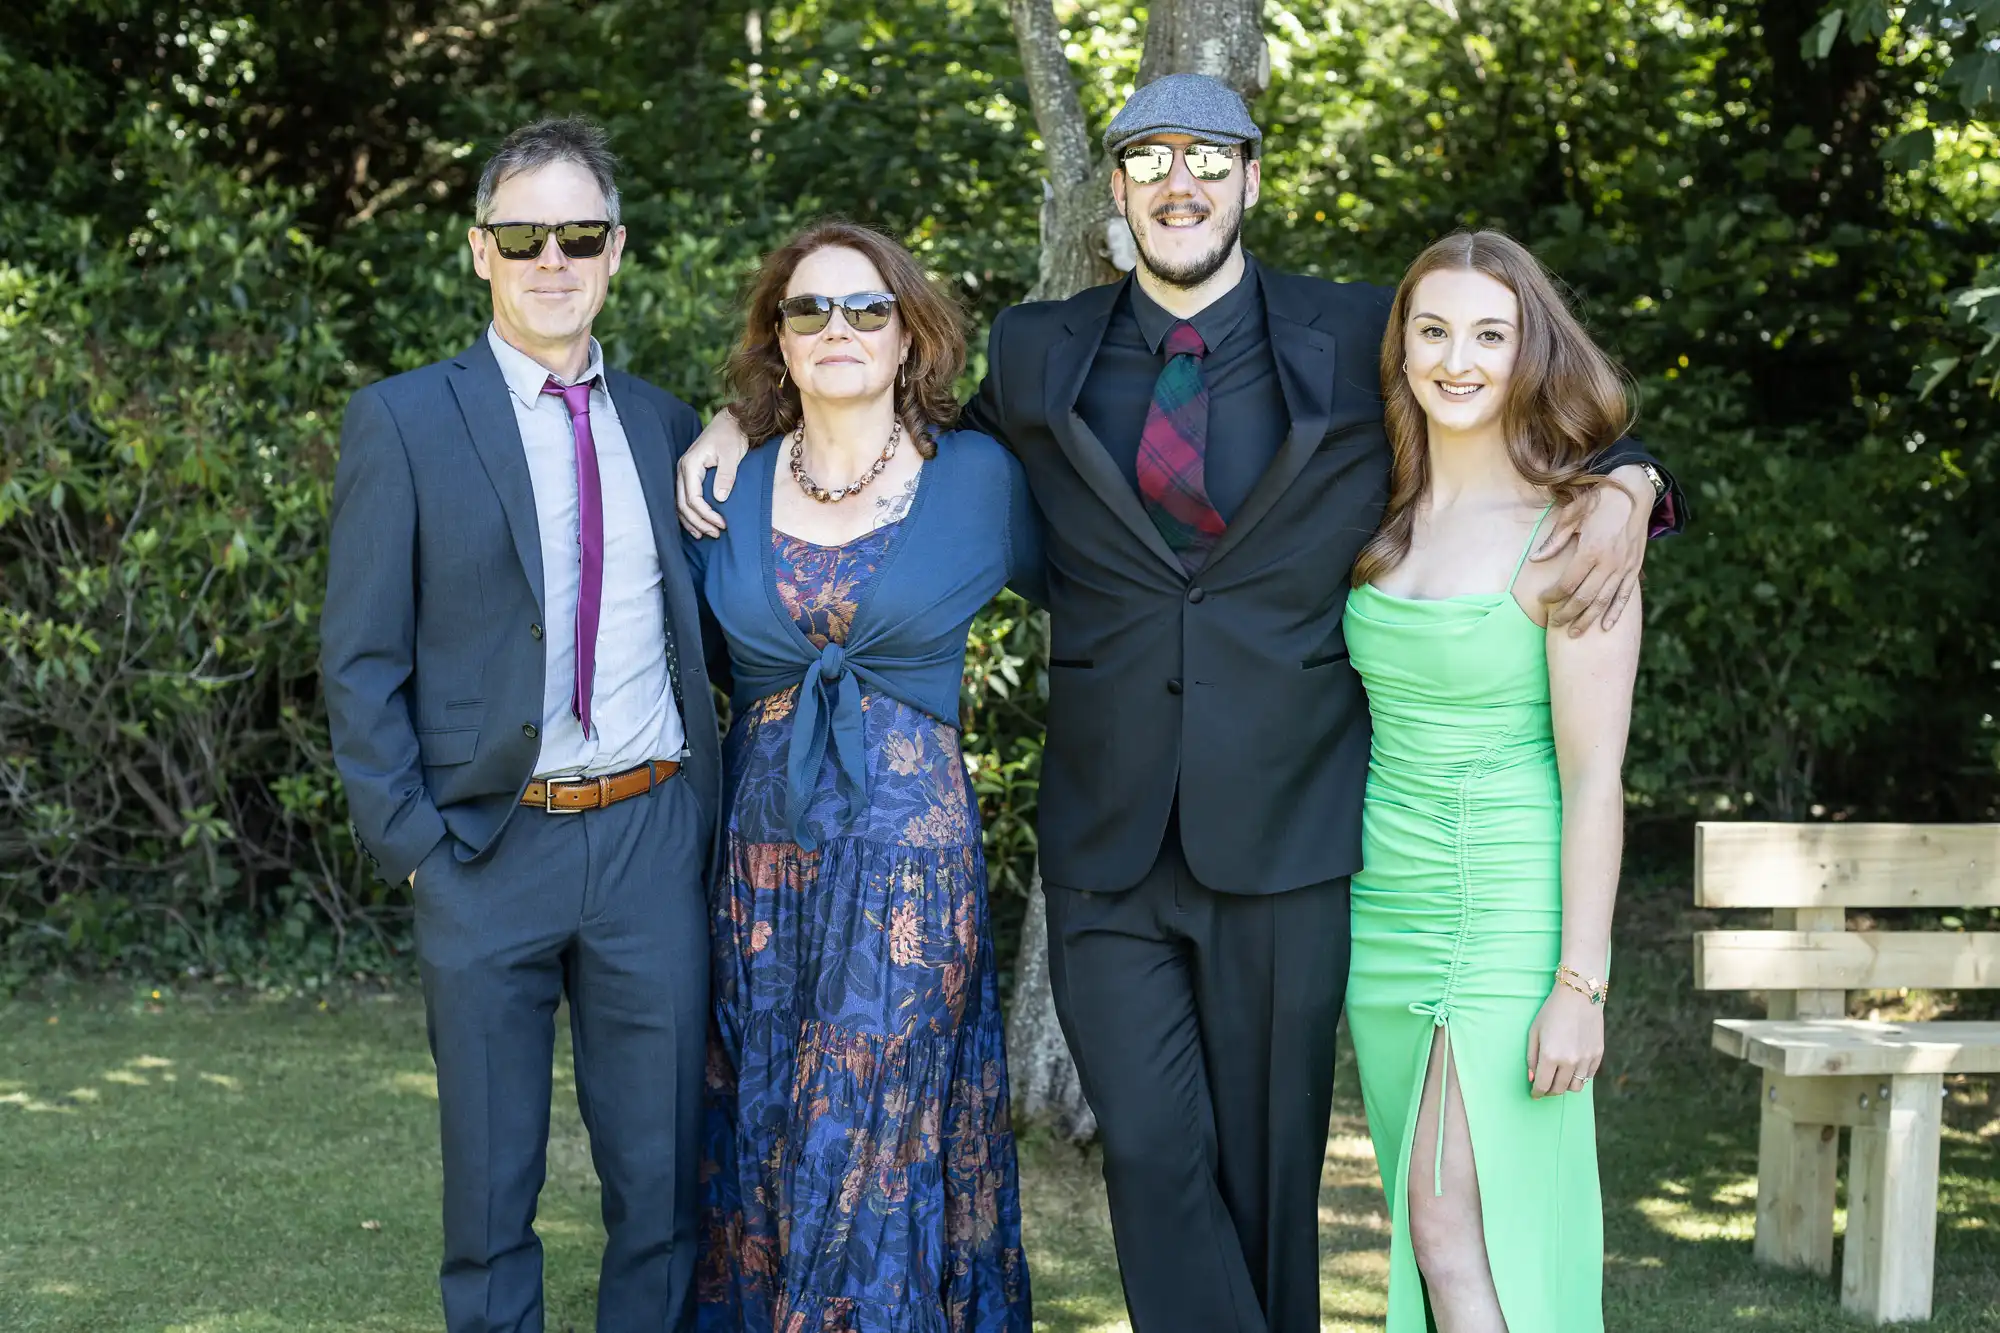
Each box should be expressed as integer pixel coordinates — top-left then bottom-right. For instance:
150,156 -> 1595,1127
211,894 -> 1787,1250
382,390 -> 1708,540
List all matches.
963,269 -> 1679,896
320,338 -> 722,884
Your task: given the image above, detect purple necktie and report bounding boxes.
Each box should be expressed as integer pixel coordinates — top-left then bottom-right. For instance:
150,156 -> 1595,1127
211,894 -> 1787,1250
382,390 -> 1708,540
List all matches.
542,377 -> 603,740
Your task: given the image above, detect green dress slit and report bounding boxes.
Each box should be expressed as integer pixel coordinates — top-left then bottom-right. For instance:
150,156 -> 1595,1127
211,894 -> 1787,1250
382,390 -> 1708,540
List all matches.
1343,508 -> 1604,1331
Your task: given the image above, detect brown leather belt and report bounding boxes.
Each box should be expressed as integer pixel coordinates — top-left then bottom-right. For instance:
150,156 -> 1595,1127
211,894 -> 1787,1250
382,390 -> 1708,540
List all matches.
521,759 -> 680,814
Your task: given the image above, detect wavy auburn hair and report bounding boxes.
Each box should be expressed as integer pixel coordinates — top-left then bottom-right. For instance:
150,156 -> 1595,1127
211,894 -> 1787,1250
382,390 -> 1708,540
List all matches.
724,219 -> 966,457
1352,230 -> 1635,588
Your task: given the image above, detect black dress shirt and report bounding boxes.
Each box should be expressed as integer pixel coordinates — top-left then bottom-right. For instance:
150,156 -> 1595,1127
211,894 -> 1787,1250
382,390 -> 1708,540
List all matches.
1073,258 -> 1289,523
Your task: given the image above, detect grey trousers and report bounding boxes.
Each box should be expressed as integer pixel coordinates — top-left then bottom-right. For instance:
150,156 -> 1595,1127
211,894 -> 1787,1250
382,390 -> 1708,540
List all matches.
412,773 -> 709,1333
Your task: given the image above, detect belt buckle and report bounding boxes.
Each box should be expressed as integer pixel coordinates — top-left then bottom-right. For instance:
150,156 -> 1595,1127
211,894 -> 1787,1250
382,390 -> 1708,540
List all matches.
544,781 -> 584,815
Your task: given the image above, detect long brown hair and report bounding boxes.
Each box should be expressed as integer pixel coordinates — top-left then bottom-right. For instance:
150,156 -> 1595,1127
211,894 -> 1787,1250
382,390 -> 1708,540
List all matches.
724,218 -> 965,457
1352,230 -> 1635,588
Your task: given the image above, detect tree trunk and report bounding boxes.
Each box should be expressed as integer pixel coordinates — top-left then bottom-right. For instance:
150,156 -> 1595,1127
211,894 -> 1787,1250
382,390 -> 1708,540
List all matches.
1001,0 -> 1268,1142
1006,0 -> 1122,299
1136,0 -> 1270,98
1005,862 -> 1097,1141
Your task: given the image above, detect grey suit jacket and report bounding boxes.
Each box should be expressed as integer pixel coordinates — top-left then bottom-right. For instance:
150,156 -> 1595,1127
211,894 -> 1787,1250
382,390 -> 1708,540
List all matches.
320,337 -> 722,884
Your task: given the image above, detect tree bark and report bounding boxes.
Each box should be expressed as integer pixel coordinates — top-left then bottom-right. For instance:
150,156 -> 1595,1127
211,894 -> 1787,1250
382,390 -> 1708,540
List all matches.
1136,0 -> 1270,98
1007,0 -> 1122,299
1001,0 -> 1268,1142
1005,862 -> 1097,1141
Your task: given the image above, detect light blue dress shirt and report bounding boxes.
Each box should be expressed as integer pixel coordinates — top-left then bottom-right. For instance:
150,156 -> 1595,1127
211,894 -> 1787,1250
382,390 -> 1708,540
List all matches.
486,325 -> 686,779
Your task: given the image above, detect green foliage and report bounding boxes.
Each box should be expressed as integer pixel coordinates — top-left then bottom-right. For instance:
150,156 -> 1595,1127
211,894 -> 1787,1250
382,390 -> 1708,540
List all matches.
0,124 -> 381,977
958,593 -> 1049,905
1805,0 -> 2000,396
1255,0 -> 1998,820
3,0 -> 1996,980
0,0 -> 1054,978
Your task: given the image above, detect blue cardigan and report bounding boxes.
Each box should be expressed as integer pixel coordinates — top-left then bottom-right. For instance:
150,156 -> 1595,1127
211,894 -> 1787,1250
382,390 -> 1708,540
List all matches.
684,429 -> 1044,850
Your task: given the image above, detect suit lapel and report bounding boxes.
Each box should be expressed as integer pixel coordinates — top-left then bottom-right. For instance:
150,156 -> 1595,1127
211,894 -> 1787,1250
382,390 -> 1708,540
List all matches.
611,381 -> 704,686
1200,287 -> 1337,571
448,340 -> 546,613
1044,278 -> 1185,577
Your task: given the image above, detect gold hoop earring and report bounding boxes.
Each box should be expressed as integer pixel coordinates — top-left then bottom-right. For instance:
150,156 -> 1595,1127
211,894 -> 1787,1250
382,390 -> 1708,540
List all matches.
898,361 -> 907,389
780,366 -> 789,390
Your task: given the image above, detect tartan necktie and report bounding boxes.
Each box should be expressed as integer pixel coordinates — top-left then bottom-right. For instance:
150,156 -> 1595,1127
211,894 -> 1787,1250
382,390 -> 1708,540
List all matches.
541,377 -> 604,739
1136,320 -> 1225,571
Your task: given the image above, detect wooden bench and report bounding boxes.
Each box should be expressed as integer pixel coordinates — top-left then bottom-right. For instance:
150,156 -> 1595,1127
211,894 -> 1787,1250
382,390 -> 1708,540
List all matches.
1693,821 -> 2000,1324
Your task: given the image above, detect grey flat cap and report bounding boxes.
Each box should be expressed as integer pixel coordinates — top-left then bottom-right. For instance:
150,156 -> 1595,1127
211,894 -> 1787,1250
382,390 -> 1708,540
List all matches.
1103,72 -> 1262,156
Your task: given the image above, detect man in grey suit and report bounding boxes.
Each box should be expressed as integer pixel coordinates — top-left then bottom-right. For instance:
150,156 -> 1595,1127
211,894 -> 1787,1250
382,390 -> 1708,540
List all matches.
320,116 -> 720,1332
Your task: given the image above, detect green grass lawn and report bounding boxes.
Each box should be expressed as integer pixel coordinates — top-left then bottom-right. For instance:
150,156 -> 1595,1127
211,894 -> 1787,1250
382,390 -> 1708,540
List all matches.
3,893 -> 1995,1332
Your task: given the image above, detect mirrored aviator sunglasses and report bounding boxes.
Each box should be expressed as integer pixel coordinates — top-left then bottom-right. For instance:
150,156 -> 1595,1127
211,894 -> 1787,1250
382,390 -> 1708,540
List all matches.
1119,143 -> 1238,185
481,219 -> 613,261
776,291 -> 898,335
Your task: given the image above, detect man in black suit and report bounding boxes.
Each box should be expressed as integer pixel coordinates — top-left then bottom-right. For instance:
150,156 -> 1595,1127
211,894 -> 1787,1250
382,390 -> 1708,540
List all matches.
677,75 -> 1680,1333
322,117 -> 720,1332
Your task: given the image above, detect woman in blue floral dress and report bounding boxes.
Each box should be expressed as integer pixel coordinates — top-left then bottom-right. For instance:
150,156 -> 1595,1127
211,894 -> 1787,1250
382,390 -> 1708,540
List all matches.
684,221 -> 1039,1332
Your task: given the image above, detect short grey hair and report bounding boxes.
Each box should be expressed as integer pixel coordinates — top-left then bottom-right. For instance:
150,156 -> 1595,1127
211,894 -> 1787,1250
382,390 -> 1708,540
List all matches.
474,116 -> 622,227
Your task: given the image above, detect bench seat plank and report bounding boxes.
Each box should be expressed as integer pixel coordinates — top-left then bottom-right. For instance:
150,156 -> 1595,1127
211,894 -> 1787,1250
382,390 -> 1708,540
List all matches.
1713,1019 -> 2000,1076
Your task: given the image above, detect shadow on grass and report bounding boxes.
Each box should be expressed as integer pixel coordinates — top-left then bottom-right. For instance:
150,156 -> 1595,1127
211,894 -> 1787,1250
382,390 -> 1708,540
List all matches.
1013,1133 -> 1131,1333
0,990 -> 606,1333
1588,882 -> 2000,1331
5,883 -> 1997,1333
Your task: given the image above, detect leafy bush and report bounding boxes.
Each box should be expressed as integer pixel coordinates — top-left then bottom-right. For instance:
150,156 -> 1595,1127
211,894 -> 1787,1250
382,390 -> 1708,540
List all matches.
1255,0 -> 1999,821
0,34 -> 1051,982
1,138 -> 367,977
5,0 -> 1997,987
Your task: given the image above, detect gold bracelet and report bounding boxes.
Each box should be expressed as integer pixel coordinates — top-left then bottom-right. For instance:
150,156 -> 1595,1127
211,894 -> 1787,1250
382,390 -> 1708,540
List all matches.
1555,963 -> 1609,1007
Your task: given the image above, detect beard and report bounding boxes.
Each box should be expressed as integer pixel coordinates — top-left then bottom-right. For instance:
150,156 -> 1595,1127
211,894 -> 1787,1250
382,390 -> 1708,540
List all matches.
1127,194 -> 1245,289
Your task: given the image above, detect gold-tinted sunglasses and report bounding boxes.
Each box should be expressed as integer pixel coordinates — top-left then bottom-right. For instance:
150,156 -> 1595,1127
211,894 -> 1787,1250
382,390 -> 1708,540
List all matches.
479,219 -> 614,261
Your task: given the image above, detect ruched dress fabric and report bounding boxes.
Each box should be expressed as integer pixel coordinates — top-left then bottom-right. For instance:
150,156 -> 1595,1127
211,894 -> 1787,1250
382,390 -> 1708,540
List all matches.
1342,518 -> 1603,1332
695,522 -> 1029,1333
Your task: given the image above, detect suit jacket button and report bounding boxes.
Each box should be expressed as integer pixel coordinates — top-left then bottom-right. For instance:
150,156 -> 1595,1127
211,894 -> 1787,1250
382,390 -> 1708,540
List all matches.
1166,678 -> 1183,695
522,723 -> 539,739
530,623 -> 544,640
1186,586 -> 1206,604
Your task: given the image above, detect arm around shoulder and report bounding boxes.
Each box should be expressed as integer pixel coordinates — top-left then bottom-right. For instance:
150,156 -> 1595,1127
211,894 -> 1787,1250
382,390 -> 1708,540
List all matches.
1003,451 -> 1047,608
958,306 -> 1013,444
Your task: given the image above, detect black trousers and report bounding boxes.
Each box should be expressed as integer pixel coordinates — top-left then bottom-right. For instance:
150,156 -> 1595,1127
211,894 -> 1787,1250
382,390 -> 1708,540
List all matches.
1045,833 -> 1350,1333
412,774 -> 710,1333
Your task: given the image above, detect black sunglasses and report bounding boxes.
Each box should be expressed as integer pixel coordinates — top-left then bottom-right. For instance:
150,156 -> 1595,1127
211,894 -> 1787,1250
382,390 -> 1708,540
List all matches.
776,291 -> 898,335
480,219 -> 614,261
1118,143 -> 1239,185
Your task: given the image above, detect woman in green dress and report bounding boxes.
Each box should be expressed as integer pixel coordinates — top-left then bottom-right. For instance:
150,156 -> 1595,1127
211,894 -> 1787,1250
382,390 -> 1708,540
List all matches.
1343,230 -> 1643,1332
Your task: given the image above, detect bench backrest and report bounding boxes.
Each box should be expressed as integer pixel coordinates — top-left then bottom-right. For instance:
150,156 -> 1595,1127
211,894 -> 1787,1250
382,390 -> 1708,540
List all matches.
1693,822 -> 2000,1019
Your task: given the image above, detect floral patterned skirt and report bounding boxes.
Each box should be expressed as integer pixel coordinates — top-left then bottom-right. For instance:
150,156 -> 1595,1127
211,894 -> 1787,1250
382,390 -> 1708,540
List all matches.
696,686 -> 1030,1332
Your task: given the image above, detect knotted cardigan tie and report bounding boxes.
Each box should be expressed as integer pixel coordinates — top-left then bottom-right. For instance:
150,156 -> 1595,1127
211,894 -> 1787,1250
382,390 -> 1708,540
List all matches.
785,641 -> 871,852
680,430 -> 1042,856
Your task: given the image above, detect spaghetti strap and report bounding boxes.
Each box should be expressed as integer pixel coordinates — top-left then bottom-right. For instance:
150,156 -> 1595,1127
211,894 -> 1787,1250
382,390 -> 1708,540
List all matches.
1507,503 -> 1557,588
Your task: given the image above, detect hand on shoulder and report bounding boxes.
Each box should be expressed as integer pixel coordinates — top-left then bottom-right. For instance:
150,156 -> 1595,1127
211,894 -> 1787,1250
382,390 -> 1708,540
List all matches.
1529,482 -> 1644,635
677,408 -> 753,538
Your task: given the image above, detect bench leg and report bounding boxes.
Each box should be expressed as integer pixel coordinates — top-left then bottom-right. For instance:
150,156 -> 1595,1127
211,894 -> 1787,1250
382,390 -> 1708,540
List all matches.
1754,1071 -> 1840,1275
1842,1073 -> 1943,1324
